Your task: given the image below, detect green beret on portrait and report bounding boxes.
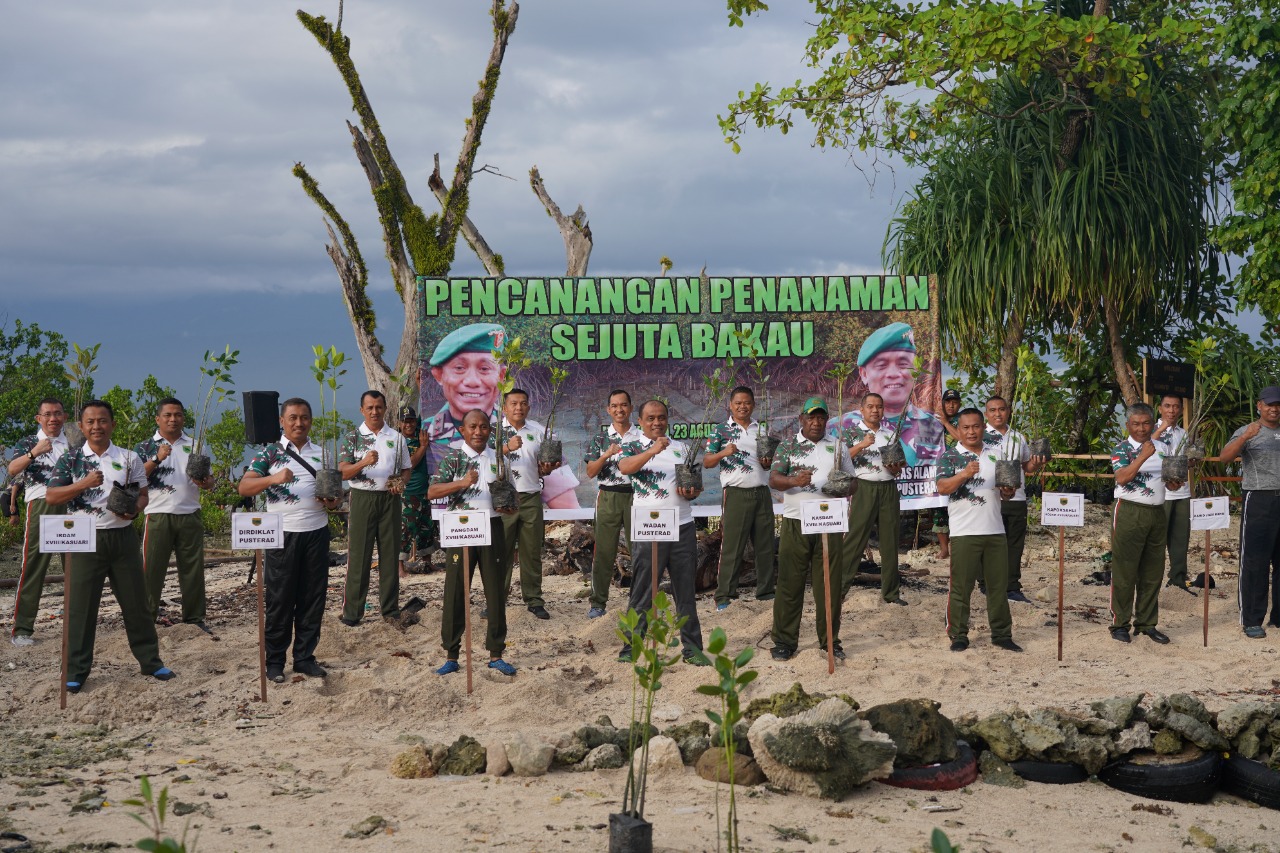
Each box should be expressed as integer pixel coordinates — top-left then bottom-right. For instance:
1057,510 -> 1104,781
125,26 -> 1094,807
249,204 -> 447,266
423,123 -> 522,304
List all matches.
429,323 -> 507,367
857,321 -> 916,366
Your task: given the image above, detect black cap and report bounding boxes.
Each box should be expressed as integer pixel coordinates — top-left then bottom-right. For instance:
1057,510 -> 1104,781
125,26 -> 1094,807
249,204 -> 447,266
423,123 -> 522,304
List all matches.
1260,386 -> 1280,405
398,405 -> 419,421
942,389 -> 962,402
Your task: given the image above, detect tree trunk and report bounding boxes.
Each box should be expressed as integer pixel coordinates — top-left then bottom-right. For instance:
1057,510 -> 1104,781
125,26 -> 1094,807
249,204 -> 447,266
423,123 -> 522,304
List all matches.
1067,363 -> 1102,453
993,307 -> 1025,403
1103,296 -> 1141,406
529,167 -> 593,275
294,3 -> 520,414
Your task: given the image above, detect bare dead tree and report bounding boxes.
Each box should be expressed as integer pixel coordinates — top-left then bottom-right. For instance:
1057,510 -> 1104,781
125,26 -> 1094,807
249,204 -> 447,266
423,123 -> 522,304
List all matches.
292,2 -> 592,410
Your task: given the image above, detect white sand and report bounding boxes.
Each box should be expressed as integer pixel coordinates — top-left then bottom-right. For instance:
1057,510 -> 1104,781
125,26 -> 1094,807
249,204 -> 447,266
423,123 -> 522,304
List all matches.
2,506 -> 1277,852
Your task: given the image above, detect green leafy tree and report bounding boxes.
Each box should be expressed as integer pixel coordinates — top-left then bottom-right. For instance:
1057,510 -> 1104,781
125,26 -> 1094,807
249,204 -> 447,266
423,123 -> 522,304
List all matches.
726,0 -> 1220,405
0,318 -> 77,447
1214,0 -> 1280,325
101,376 -> 180,452
205,409 -> 247,482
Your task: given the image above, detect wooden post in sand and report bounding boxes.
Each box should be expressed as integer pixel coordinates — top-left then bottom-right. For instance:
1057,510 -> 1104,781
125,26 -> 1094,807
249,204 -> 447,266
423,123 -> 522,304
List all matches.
1057,527 -> 1065,662
255,550 -> 267,702
1039,492 -> 1084,662
1202,530 -> 1211,648
821,533 -> 835,675
463,545 -> 473,695
1189,496 -> 1230,648
60,554 -> 71,710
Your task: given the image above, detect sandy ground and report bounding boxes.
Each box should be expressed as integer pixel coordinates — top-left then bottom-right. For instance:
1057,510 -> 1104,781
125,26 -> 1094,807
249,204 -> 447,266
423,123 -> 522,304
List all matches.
2,507 -> 1279,853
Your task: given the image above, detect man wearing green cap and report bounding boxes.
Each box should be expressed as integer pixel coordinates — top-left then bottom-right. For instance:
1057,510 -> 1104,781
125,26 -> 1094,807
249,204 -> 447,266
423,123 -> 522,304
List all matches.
768,396 -> 845,661
841,321 -> 944,467
421,323 -> 579,507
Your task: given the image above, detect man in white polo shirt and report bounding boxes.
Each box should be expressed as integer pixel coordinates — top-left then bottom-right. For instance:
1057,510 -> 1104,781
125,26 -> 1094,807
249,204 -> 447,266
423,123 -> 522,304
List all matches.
769,396 -> 845,661
1153,395 -> 1194,594
617,399 -> 707,665
1109,402 -> 1181,645
237,397 -> 340,681
339,390 -> 413,627
46,399 -> 175,693
982,396 -> 1046,603
7,397 -> 68,646
704,385 -> 776,610
937,407 -> 1021,653
840,392 -> 906,605
495,387 -> 576,620
584,389 -> 643,619
428,409 -> 518,676
135,397 -> 216,628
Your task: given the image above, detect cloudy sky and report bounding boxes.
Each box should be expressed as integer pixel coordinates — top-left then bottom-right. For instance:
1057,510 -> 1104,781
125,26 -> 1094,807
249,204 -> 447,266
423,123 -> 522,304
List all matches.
1,1 -> 923,416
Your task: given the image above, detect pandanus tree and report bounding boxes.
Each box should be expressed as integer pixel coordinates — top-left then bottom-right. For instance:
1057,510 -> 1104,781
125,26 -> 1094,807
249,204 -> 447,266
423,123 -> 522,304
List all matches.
725,0 -> 1221,406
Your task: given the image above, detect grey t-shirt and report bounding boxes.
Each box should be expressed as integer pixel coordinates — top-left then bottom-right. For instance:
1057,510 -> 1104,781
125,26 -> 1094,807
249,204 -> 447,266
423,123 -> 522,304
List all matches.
1230,424 -> 1280,491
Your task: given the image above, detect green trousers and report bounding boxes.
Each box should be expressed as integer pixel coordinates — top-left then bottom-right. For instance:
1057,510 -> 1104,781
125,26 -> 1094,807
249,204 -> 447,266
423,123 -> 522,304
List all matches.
1111,500 -> 1167,632
590,489 -> 632,610
841,480 -> 901,601
11,498 -> 64,637
716,485 -> 777,605
441,519 -> 508,659
1000,500 -> 1028,592
1164,498 -> 1190,587
772,518 -> 843,651
142,512 -> 206,623
66,526 -> 164,683
343,489 -> 401,622
948,534 -> 1013,643
502,491 -> 545,608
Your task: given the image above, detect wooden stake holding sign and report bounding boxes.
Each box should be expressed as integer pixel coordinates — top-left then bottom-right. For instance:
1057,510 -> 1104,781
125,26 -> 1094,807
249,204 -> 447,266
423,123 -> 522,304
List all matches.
440,509 -> 494,695
630,507 -> 679,641
231,512 -> 283,702
1040,493 -> 1085,661
37,514 -> 96,710
801,498 -> 850,674
1190,496 -> 1230,647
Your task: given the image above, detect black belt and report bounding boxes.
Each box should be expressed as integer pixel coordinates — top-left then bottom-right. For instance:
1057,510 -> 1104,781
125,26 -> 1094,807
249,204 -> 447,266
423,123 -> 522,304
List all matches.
599,484 -> 634,494
1245,489 -> 1280,496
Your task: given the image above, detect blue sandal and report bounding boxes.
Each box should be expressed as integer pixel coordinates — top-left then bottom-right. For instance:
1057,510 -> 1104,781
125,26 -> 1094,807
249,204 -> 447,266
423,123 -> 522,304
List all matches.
435,660 -> 460,675
487,658 -> 517,676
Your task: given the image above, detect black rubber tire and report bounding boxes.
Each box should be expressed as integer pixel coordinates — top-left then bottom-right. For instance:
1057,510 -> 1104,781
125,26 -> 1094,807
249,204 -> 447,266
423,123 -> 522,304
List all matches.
1097,749 -> 1222,804
1221,755 -> 1280,810
880,742 -> 978,791
1009,759 -> 1090,785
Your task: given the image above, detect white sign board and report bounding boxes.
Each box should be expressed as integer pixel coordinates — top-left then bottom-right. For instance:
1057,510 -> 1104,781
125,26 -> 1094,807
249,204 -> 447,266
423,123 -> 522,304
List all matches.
231,512 -> 283,550
440,509 -> 493,547
1191,496 -> 1231,531
1040,492 -> 1085,527
801,498 -> 850,535
39,514 -> 96,553
631,507 -> 679,542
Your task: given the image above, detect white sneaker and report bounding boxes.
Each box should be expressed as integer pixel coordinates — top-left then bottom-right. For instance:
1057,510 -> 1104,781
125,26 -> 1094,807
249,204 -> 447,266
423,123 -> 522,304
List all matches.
10,634 -> 34,647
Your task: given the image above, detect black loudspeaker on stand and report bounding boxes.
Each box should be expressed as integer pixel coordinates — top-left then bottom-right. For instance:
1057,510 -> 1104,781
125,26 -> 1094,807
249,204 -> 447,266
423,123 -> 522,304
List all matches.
242,391 -> 281,444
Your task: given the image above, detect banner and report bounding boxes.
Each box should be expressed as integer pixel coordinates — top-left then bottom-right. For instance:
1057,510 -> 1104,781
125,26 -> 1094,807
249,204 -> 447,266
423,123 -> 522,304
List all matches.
416,275 -> 943,515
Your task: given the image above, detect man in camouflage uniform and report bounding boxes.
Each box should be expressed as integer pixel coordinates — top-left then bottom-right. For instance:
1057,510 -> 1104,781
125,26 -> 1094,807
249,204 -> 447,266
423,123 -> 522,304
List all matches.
769,397 -> 845,661
1109,403 -> 1179,645
134,397 -> 216,627
840,392 -> 907,605
704,386 -> 776,610
840,322 -> 944,466
428,409 -> 518,676
584,389 -> 642,618
395,405 -> 435,577
7,398 -> 68,646
933,389 -> 963,559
